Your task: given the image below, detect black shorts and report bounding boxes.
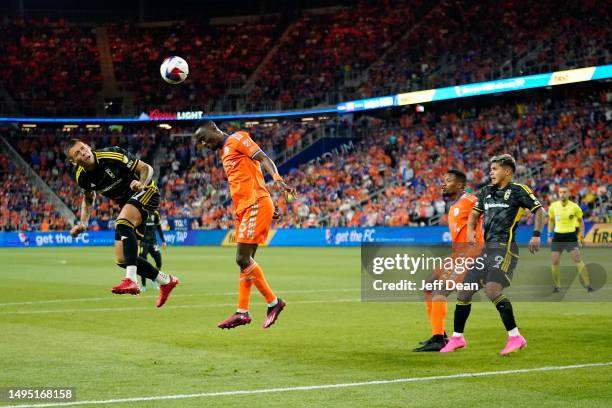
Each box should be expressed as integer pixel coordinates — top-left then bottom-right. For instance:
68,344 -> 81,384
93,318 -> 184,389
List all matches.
551,232 -> 579,253
123,187 -> 160,238
140,242 -> 160,256
463,244 -> 518,289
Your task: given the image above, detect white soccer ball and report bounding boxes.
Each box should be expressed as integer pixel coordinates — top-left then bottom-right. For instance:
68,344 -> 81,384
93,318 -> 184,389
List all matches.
160,56 -> 189,84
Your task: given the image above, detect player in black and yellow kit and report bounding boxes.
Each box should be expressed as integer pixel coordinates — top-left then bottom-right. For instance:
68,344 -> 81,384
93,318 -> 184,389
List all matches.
66,140 -> 179,307
441,154 -> 547,355
548,186 -> 592,292
139,210 -> 166,291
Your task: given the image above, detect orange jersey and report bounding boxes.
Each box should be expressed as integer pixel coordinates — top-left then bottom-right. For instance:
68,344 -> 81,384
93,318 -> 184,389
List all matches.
221,131 -> 270,214
448,192 -> 484,243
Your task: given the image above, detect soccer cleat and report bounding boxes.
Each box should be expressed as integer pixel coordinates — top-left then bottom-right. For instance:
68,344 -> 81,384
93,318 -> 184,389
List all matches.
440,335 -> 467,353
217,312 -> 252,329
151,281 -> 160,291
587,286 -> 595,292
500,335 -> 527,356
111,278 -> 141,295
140,285 -> 147,292
420,332 -> 448,345
413,336 -> 447,352
156,276 -> 179,308
552,287 -> 560,293
262,298 -> 286,329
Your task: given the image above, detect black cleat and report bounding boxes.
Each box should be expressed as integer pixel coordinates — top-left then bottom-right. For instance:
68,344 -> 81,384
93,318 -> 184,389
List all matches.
587,286 -> 595,292
552,287 -> 561,293
413,337 -> 447,352
419,332 -> 448,345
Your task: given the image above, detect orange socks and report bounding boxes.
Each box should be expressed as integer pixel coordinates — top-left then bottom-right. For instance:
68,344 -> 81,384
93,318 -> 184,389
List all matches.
237,262 -> 256,311
251,262 -> 277,304
237,261 -> 276,311
424,292 -> 433,321
430,299 -> 447,336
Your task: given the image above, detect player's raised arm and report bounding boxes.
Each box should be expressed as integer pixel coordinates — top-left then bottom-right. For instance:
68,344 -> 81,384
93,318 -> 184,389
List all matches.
252,151 -> 297,200
71,189 -> 96,237
130,160 -> 154,192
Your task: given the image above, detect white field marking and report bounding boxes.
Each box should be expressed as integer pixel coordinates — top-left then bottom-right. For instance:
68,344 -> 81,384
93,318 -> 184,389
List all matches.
0,298 -> 360,315
3,362 -> 612,408
0,288 -> 360,307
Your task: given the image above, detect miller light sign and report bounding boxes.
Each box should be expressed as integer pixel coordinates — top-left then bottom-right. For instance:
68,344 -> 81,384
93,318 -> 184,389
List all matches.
147,110 -> 204,121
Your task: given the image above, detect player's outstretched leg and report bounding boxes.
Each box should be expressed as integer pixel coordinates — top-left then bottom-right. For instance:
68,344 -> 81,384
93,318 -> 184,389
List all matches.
414,292 -> 448,352
440,296 -> 473,353
112,219 -> 141,295
488,285 -> 526,356
115,257 -> 179,307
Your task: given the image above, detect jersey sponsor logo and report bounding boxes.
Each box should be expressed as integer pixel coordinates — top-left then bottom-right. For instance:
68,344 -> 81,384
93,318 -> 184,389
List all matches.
100,179 -> 123,192
485,202 -> 510,209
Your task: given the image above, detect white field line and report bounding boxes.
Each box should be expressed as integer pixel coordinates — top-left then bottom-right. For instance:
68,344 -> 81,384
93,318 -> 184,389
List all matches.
3,362 -> 611,408
0,298 -> 360,315
0,288 -> 360,307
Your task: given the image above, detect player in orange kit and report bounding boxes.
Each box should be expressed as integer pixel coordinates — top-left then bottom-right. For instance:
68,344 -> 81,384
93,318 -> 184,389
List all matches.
194,121 -> 297,329
413,169 -> 484,352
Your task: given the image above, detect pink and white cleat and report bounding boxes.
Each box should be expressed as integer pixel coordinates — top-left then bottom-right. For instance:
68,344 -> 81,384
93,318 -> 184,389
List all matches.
440,335 -> 467,353
500,335 -> 527,356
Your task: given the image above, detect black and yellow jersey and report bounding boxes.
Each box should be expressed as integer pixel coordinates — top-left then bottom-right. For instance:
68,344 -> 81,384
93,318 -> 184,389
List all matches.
75,146 -> 150,206
473,182 -> 542,244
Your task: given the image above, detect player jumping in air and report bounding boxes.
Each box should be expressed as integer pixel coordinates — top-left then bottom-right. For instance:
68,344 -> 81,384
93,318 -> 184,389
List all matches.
194,121 -> 297,329
66,140 -> 179,307
441,154 -> 547,355
548,186 -> 593,292
413,169 -> 484,352
139,210 -> 167,291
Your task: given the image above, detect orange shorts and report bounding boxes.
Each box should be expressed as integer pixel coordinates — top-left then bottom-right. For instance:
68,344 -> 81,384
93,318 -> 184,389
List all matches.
235,196 -> 274,244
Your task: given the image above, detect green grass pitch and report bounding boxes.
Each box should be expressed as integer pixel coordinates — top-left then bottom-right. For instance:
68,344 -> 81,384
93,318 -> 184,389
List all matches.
1,246 -> 611,407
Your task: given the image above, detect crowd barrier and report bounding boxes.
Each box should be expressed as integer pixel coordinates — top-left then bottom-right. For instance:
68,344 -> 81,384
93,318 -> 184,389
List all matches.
2,224 -> 608,248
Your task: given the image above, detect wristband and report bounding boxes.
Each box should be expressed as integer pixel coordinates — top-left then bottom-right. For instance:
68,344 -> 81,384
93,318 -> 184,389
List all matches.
532,231 -> 541,237
272,174 -> 283,182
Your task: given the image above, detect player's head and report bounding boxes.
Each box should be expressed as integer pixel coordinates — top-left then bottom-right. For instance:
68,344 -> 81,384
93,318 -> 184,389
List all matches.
65,139 -> 95,167
442,169 -> 467,198
194,120 -> 225,150
559,186 -> 570,202
489,154 -> 516,187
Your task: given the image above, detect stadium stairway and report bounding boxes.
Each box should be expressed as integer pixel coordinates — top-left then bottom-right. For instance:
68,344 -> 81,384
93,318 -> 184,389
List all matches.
241,19 -> 299,95
0,136 -> 76,225
276,126 -> 355,174
352,0 -> 443,94
95,25 -> 125,115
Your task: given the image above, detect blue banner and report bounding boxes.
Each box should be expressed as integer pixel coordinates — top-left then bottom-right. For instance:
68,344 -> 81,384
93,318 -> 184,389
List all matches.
0,225 -> 588,248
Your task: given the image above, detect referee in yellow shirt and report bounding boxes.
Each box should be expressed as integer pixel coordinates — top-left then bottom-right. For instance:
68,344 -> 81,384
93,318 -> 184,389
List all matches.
547,186 -> 593,292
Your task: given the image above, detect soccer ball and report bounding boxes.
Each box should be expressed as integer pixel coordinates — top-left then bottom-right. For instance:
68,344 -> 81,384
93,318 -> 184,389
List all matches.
160,56 -> 189,84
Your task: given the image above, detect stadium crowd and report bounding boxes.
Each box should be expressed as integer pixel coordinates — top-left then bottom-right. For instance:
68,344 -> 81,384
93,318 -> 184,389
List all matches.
1,91 -> 610,231
0,18 -> 101,115
0,152 -> 68,232
1,2 -> 609,114
108,19 -> 281,111
360,0 -> 611,98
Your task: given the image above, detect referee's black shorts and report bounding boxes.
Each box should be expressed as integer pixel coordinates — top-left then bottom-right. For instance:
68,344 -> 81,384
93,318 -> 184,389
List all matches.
551,231 -> 580,253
